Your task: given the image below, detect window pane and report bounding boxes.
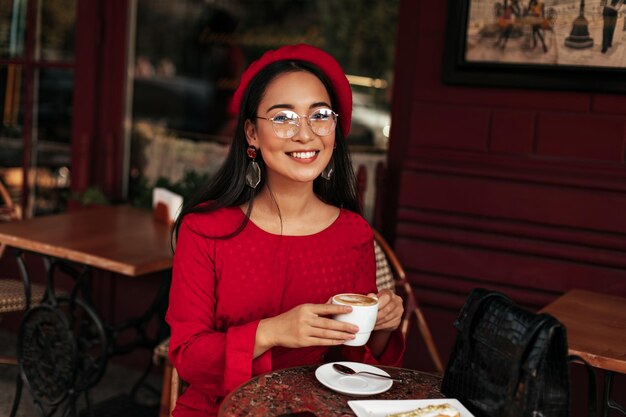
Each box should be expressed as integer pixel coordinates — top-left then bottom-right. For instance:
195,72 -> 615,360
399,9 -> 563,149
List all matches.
128,0 -> 397,221
0,64 -> 24,206
31,67 -> 73,215
38,0 -> 76,61
0,0 -> 27,59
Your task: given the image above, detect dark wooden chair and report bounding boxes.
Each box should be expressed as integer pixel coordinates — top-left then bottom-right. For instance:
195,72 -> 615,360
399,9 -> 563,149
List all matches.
0,180 -> 49,417
0,180 -> 46,366
153,338 -> 179,417
373,229 -> 444,373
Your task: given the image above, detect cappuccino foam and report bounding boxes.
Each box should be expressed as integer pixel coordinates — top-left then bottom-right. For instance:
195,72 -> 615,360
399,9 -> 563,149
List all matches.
333,293 -> 377,306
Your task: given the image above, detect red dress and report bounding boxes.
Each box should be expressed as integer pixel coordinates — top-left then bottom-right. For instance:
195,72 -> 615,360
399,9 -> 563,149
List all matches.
166,206 -> 405,416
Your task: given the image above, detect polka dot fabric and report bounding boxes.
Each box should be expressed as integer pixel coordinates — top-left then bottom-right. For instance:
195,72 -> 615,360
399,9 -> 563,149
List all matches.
166,206 -> 405,417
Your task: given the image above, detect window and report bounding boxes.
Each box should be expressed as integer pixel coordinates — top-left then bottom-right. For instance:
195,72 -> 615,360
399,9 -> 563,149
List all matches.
126,0 -> 398,221
0,0 -> 75,217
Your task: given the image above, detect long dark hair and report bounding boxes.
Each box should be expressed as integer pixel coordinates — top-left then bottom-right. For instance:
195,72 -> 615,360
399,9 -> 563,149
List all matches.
173,60 -> 360,241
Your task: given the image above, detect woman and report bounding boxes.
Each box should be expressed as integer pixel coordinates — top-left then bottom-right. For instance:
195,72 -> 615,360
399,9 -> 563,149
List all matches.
166,44 -> 405,417
527,0 -> 547,52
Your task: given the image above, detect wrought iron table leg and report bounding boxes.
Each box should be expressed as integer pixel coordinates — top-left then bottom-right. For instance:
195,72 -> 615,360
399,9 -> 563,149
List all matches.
10,249 -> 29,417
14,252 -> 108,417
9,373 -> 22,417
107,270 -> 172,402
15,249 -> 33,309
13,249 -> 171,415
603,371 -> 626,416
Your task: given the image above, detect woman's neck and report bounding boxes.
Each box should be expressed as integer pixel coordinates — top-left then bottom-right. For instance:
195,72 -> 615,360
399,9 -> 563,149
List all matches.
246,177 -> 338,236
256,180 -> 318,218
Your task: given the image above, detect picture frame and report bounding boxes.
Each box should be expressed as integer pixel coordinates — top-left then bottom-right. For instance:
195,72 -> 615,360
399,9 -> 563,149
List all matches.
442,0 -> 626,93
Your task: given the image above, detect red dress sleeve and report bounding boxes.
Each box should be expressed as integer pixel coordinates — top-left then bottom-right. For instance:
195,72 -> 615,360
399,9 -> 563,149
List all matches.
335,226 -> 406,366
166,216 -> 272,396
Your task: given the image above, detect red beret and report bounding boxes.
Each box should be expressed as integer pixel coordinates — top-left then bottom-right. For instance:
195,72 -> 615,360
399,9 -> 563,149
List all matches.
230,44 -> 352,137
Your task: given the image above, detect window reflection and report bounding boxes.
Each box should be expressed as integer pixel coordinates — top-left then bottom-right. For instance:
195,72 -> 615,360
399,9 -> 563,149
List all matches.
0,66 -> 73,216
0,0 -> 75,217
39,0 -> 76,61
0,64 -> 24,202
32,68 -> 73,215
128,0 -> 398,221
0,0 -> 27,59
36,68 -> 73,145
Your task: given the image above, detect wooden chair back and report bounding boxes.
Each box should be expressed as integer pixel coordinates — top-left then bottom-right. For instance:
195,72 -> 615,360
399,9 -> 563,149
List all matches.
153,337 -> 185,417
0,180 -> 40,366
0,180 -> 21,258
373,229 -> 444,373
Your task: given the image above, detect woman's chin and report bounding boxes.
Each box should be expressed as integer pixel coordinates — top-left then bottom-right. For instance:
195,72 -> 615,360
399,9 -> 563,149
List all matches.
283,166 -> 323,181
288,172 -> 324,184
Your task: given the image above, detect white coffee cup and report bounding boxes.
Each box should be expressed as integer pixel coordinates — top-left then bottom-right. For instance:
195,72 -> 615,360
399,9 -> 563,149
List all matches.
332,293 -> 379,346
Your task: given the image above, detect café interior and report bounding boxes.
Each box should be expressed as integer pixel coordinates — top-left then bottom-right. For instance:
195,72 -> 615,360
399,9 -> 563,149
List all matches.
0,0 -> 625,416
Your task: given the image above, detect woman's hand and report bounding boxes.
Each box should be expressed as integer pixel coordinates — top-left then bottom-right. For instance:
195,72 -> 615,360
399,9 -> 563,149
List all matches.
369,289 -> 403,332
255,303 -> 358,355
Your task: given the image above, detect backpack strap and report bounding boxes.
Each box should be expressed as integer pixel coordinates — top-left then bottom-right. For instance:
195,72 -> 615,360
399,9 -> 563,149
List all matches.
454,288 -> 511,341
520,313 -> 567,377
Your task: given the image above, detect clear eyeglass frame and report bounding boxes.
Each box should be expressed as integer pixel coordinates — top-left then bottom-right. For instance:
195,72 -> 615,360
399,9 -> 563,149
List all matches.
256,108 -> 338,139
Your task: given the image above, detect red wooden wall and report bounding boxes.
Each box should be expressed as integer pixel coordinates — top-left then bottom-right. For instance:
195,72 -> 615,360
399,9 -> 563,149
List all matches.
386,0 -> 626,385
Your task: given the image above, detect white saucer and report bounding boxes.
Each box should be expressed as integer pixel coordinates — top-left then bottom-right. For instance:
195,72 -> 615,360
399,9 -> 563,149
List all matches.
314,362 -> 393,397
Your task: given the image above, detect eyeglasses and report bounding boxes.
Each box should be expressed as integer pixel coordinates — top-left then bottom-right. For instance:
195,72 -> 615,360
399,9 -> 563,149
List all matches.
256,108 -> 338,139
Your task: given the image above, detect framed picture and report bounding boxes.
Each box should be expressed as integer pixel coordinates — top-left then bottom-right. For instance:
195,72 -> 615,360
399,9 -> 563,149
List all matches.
442,0 -> 626,93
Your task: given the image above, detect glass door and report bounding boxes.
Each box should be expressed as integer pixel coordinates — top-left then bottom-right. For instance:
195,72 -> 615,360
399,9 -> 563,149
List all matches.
0,0 -> 75,217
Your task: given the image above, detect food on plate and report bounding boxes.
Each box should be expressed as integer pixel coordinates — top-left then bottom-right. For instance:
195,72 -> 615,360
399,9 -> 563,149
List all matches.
386,403 -> 461,417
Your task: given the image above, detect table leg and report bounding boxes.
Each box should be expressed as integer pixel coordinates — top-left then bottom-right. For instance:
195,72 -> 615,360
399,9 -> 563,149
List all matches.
15,249 -> 34,309
14,253 -> 108,417
107,270 -> 172,401
8,373 -> 22,417
14,251 -> 171,415
604,371 -> 626,416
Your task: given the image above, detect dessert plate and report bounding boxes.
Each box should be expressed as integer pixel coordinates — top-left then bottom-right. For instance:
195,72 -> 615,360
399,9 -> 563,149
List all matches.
315,362 -> 393,397
347,398 -> 475,417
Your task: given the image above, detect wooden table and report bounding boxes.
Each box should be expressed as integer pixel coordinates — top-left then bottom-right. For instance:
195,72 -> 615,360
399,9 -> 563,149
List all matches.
218,365 -> 443,417
0,205 -> 173,276
0,205 -> 173,417
541,289 -> 626,416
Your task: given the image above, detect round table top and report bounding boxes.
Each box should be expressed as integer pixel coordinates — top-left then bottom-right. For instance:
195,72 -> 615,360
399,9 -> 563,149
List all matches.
218,365 -> 443,417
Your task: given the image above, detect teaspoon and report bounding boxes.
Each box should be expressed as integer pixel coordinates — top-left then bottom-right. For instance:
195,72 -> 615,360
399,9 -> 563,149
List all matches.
332,363 -> 402,382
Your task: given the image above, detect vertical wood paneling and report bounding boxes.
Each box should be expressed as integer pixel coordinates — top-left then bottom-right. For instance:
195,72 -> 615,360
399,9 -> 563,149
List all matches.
93,0 -> 129,200
383,0 -> 422,241
71,0 -> 99,196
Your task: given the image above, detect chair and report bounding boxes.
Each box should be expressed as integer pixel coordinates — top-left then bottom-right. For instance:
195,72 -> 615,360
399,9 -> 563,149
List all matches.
373,229 -> 444,373
0,180 -> 48,417
374,237 -> 395,292
152,187 -> 185,417
153,337 -> 183,417
0,180 -> 46,366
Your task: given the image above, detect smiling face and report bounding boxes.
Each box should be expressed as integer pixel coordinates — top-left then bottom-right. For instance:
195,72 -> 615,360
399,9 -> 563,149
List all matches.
244,70 -> 336,186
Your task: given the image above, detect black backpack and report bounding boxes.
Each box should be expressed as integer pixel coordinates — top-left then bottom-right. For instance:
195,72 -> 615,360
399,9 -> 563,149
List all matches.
441,288 -> 596,417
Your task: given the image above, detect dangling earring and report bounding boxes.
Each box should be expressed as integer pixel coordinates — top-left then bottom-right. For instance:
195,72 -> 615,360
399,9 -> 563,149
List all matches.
321,157 -> 334,181
246,145 -> 261,188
